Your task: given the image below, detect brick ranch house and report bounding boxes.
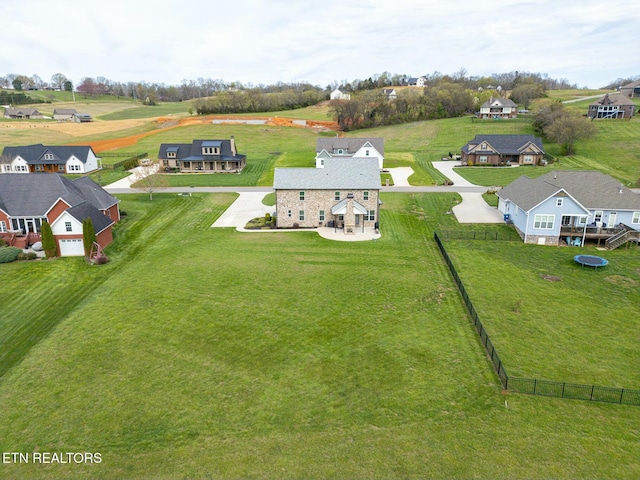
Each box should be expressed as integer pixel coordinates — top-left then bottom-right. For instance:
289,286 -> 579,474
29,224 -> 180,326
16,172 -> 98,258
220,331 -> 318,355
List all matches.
273,158 -> 381,235
0,174 -> 120,256
587,93 -> 636,119
157,138 -> 246,173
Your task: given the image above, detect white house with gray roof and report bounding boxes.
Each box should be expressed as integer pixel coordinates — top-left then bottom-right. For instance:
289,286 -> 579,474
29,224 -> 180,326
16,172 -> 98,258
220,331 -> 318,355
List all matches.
497,171 -> 640,247
315,137 -> 384,169
1,144 -> 101,174
273,158 -> 381,235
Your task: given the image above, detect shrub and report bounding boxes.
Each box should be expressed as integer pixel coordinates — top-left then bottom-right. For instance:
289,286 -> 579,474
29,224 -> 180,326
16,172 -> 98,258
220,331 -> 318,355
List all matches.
0,247 -> 22,264
16,252 -> 37,261
41,221 -> 57,258
0,238 -> 5,248
265,212 -> 271,222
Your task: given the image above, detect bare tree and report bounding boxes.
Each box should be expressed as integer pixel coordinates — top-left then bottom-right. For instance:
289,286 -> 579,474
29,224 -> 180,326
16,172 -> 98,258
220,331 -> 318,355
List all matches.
131,162 -> 167,200
50,73 -> 68,90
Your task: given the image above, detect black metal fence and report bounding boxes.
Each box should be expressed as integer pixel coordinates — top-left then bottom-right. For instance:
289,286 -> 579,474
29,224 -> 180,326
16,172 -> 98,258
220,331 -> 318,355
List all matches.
100,152 -> 148,170
434,231 -> 640,406
438,229 -> 517,241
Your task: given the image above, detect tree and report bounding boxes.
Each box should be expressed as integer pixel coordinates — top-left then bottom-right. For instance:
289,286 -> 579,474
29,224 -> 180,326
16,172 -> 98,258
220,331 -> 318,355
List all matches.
131,162 -> 167,200
82,217 -> 96,257
544,112 -> 597,155
12,78 -> 23,90
41,221 -> 57,258
510,83 -> 545,110
532,100 -> 565,135
50,73 -> 68,90
64,80 -> 73,92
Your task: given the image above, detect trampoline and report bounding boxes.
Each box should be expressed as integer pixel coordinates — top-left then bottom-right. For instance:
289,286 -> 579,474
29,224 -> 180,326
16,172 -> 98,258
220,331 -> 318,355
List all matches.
574,255 -> 608,269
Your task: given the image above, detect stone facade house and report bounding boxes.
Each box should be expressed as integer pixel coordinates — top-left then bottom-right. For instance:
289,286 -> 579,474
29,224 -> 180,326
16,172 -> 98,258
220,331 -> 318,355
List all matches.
273,158 -> 380,235
461,134 -> 544,166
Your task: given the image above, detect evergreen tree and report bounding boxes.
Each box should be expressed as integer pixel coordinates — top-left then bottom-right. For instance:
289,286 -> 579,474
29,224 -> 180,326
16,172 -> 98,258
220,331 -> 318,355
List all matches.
83,217 -> 96,257
41,221 -> 57,258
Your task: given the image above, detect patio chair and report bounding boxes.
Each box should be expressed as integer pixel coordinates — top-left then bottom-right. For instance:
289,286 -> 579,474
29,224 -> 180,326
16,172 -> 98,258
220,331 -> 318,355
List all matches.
572,237 -> 582,247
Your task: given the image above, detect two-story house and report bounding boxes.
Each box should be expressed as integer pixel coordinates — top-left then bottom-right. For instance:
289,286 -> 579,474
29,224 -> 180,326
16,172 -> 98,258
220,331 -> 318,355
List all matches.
587,93 -> 636,119
478,97 -> 518,119
273,158 -> 381,235
315,137 -> 384,169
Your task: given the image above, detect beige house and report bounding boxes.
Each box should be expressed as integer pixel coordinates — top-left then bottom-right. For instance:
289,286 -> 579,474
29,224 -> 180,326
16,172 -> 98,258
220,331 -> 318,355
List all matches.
273,158 -> 380,235
478,97 -> 518,119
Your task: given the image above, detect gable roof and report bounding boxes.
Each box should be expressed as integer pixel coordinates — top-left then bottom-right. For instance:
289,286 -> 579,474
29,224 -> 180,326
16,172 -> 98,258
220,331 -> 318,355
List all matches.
53,108 -> 77,115
316,137 -> 384,156
462,134 -> 544,155
1,144 -> 96,165
64,202 -> 114,234
4,107 -> 42,116
590,93 -> 635,107
157,139 -> 245,161
0,174 -> 118,217
274,158 -> 380,190
498,171 -> 640,212
620,79 -> 640,89
480,97 -> 518,108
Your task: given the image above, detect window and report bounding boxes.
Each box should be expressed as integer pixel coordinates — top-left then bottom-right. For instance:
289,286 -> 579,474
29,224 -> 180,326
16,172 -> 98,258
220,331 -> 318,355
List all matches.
35,165 -> 43,172
632,212 -> 640,224
299,210 -> 305,221
299,191 -> 305,201
65,221 -> 72,232
167,151 -> 176,158
320,158 -> 324,166
365,150 -> 370,156
533,214 -> 554,229
15,165 -> 27,172
319,210 -> 325,222
578,216 -> 588,226
594,211 -> 603,223
58,164 -> 65,171
334,192 -> 340,201
44,153 -> 54,160
479,155 -> 488,163
0,221 -> 6,233
366,210 -> 375,221
337,149 -> 344,154
556,198 -> 563,207
363,191 -> 369,201
481,143 -> 487,150
183,161 -> 191,169
524,155 -> 533,164
202,147 -> 219,155
68,164 -> 81,172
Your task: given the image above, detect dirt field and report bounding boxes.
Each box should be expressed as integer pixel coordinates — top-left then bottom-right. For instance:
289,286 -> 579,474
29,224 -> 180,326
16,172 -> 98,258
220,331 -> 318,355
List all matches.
1,115 -> 340,153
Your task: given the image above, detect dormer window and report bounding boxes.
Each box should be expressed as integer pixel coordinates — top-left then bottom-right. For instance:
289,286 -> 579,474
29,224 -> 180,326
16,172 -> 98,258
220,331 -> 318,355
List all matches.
44,153 -> 54,160
202,147 -> 220,155
481,143 -> 487,150
167,151 -> 176,158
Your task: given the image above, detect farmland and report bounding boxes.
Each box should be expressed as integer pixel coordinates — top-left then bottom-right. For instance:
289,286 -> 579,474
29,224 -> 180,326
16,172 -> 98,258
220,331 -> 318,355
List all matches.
1,93 -> 640,478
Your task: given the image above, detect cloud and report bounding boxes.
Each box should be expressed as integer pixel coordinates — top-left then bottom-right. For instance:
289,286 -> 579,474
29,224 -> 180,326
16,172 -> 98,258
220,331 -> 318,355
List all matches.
1,0 -> 639,88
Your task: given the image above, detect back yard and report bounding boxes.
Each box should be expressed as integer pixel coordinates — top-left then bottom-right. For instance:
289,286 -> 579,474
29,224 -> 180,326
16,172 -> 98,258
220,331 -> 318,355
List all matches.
0,192 -> 639,479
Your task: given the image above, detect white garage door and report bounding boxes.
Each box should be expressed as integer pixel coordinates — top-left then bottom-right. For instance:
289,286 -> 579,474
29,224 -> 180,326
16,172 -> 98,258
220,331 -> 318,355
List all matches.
59,239 -> 84,256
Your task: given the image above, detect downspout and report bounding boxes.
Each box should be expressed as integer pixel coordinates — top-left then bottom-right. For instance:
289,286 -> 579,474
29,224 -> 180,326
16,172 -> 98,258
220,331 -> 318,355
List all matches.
524,210 -> 529,243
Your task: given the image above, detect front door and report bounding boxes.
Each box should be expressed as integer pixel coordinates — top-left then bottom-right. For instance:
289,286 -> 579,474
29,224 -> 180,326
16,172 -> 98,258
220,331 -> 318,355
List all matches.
25,219 -> 37,233
608,213 -> 617,229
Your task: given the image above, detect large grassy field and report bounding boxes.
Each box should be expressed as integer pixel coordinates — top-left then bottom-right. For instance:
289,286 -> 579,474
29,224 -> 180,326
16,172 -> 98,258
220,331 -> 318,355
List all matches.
1,193 -> 639,479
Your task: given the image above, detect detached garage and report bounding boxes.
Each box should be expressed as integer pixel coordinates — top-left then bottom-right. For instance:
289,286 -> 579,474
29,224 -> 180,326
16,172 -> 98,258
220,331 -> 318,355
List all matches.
58,238 -> 84,256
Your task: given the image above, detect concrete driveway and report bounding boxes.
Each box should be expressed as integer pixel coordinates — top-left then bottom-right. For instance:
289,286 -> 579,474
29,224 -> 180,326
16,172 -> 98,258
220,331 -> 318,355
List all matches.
212,192 -> 273,229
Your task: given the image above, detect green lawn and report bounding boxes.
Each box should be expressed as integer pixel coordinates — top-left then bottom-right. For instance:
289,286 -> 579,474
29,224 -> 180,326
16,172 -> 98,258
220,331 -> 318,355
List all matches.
443,238 -> 640,387
1,193 -> 639,479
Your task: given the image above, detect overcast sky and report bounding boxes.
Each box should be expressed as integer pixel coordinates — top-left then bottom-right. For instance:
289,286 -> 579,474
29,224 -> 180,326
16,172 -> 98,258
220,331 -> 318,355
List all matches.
2,0 -> 639,89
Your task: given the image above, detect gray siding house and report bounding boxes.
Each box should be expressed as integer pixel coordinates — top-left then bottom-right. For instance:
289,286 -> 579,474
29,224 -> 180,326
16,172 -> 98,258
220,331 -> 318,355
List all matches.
497,171 -> 640,247
315,137 -> 384,169
273,158 -> 380,235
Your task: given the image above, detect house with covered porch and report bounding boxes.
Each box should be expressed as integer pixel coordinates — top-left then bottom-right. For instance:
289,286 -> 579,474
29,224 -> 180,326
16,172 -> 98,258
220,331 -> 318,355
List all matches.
157,138 -> 246,173
273,158 -> 380,235
0,144 -> 101,174
497,171 -> 640,248
461,134 -> 544,166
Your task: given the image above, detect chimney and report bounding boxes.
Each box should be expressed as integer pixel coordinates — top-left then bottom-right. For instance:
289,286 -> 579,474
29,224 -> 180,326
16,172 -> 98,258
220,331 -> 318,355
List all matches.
230,135 -> 236,155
